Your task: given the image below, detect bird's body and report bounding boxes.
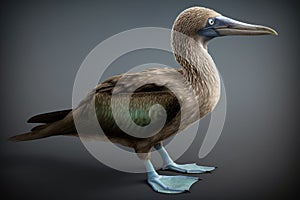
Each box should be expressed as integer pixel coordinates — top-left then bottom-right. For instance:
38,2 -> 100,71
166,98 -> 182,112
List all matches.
12,64 -> 219,155
9,7 -> 277,194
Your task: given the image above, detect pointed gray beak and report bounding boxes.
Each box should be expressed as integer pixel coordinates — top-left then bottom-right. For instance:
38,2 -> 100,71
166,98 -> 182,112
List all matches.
215,16 -> 278,36
199,16 -> 278,37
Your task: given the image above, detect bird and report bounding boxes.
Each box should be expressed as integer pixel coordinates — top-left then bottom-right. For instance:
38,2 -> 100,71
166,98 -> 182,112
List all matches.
9,7 -> 277,194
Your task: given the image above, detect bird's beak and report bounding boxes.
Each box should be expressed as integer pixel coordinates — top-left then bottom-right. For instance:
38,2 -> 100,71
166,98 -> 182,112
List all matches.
199,16 -> 278,37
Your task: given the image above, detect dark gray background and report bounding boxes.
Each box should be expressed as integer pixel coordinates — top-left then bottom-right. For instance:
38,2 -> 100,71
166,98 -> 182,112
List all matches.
1,0 -> 299,199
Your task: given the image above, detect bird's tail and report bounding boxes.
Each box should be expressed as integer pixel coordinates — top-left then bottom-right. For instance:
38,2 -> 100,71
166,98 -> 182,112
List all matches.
9,109 -> 74,142
9,128 -> 51,142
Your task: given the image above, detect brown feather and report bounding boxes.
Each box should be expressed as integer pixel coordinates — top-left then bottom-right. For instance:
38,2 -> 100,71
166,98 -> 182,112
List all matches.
27,109 -> 71,123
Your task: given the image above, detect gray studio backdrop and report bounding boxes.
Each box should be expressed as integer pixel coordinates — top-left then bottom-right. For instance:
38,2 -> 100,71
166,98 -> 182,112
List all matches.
0,0 -> 298,200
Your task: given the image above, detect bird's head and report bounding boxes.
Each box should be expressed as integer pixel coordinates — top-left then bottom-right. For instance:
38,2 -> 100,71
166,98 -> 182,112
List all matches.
172,7 -> 277,49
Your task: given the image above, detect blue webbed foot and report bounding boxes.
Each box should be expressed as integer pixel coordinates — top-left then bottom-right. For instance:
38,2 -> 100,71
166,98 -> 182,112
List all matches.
162,162 -> 215,174
154,144 -> 216,174
147,174 -> 199,194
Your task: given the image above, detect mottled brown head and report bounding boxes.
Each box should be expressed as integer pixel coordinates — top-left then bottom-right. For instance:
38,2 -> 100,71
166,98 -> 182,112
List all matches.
172,7 -> 220,36
172,6 -> 277,45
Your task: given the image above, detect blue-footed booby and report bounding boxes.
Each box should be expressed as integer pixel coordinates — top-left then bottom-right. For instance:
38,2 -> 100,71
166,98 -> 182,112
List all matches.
9,7 -> 277,194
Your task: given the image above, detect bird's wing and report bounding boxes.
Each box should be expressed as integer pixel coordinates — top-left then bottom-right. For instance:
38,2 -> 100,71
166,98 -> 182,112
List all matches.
77,68 -> 184,107
95,68 -> 183,94
73,68 -> 190,138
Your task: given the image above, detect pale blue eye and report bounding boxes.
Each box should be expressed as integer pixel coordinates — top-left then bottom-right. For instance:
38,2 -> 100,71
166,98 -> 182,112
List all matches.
208,18 -> 215,26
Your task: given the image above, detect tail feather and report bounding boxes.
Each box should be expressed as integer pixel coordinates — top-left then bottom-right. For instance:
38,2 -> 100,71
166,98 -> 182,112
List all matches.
27,109 -> 72,123
9,109 -> 75,142
9,130 -> 52,142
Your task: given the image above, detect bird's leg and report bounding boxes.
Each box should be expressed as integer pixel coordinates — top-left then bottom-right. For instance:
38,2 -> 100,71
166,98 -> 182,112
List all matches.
144,159 -> 199,194
154,143 -> 215,173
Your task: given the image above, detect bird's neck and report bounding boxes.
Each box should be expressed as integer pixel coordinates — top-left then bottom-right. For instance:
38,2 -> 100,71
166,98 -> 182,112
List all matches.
172,35 -> 221,116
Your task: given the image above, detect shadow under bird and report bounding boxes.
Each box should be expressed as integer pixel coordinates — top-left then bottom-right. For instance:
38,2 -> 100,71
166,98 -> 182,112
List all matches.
9,7 -> 277,194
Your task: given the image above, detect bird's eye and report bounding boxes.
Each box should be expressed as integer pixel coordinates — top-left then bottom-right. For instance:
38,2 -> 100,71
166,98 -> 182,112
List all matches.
208,18 -> 215,26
